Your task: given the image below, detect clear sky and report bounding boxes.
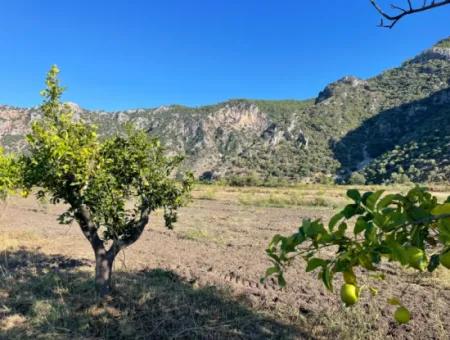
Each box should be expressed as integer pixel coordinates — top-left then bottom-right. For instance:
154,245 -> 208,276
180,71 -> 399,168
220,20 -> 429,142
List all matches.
0,0 -> 449,111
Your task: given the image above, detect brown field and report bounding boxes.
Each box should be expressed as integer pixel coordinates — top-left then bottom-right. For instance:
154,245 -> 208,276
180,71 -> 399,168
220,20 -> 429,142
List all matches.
1,184 -> 449,339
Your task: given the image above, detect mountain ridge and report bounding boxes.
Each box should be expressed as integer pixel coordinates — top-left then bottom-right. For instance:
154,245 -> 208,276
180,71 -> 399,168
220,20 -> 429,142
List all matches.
1,37 -> 449,184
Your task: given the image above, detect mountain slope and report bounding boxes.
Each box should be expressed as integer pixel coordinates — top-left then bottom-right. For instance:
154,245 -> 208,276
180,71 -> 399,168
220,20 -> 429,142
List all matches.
1,37 -> 449,183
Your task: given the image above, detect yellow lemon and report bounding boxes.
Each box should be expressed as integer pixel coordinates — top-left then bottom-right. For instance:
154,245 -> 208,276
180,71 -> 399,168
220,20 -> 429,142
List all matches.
440,251 -> 450,269
394,306 -> 410,324
340,284 -> 358,306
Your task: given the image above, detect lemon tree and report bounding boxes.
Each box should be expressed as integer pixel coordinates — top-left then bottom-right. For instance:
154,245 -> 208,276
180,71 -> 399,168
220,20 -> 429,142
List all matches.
21,66 -> 193,296
264,187 -> 450,322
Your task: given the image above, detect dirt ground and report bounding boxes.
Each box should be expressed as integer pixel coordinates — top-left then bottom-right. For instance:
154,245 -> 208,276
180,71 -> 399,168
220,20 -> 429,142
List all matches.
0,185 -> 449,339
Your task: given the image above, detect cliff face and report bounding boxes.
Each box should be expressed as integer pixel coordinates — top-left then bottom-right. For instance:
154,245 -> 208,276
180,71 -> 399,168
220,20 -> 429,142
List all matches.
1,37 -> 449,183
0,106 -> 35,150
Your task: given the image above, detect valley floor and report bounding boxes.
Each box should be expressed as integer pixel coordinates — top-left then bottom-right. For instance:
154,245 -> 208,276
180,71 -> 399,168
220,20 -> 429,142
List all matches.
0,184 -> 449,339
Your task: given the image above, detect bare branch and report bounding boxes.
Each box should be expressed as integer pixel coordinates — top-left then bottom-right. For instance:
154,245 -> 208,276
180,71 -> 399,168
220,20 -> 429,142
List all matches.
370,0 -> 450,28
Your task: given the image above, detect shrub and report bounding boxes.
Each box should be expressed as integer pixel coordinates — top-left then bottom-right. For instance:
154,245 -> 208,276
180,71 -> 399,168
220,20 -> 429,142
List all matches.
348,172 -> 366,185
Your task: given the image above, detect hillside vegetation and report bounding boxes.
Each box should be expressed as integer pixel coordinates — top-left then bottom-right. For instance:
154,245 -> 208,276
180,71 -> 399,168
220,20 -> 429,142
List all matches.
0,37 -> 449,184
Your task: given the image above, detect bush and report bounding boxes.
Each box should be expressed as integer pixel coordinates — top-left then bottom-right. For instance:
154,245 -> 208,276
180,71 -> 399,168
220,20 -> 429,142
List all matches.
226,173 -> 262,187
389,172 -> 411,184
198,171 -> 220,183
348,172 -> 366,185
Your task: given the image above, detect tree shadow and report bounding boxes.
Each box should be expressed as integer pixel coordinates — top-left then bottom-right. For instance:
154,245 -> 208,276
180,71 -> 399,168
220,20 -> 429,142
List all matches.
332,87 -> 450,176
0,248 -> 309,339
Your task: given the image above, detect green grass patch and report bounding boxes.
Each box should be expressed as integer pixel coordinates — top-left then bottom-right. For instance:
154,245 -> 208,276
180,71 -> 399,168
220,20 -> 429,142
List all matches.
238,192 -> 333,208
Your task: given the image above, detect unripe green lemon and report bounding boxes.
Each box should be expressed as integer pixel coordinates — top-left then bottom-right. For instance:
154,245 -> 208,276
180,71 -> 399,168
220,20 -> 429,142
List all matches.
340,284 -> 358,306
440,251 -> 450,269
343,271 -> 357,285
405,247 -> 427,271
394,306 -> 410,324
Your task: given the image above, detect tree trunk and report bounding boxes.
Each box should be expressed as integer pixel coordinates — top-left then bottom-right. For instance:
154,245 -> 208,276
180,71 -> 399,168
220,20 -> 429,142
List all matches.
94,249 -> 114,297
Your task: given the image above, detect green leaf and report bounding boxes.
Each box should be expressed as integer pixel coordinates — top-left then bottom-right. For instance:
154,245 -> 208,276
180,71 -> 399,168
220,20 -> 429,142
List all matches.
277,274 -> 286,287
320,267 -> 333,292
268,234 -> 284,249
364,223 -> 377,243
292,230 -> 306,244
354,217 -> 368,235
377,194 -> 398,209
409,207 -> 430,222
361,191 -> 373,205
373,212 -> 387,228
265,266 -> 279,277
334,259 -> 351,273
347,189 -> 361,203
366,190 -> 384,211
342,204 -> 359,219
438,218 -> 450,245
432,203 -> 450,216
306,258 -> 327,272
334,222 -> 348,238
377,210 -> 407,231
328,212 -> 344,231
303,220 -> 326,238
358,253 -> 375,270
388,242 -> 409,265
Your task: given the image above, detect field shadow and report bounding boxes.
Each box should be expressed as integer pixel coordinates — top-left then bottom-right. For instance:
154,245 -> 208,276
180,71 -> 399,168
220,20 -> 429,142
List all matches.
332,86 -> 450,174
0,248 -> 307,339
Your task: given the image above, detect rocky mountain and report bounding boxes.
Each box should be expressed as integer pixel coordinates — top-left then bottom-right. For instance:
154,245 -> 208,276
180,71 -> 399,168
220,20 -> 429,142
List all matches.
1,37 -> 450,184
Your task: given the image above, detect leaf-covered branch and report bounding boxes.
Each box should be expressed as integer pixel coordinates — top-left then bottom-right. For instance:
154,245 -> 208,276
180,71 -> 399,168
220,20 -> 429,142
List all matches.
264,186 -> 450,323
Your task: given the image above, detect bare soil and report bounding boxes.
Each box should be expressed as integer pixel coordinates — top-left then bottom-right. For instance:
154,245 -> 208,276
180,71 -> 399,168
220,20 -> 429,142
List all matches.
0,185 -> 449,339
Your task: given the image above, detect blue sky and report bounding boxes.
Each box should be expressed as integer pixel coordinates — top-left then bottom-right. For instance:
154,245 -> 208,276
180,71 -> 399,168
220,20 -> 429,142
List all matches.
0,0 -> 449,111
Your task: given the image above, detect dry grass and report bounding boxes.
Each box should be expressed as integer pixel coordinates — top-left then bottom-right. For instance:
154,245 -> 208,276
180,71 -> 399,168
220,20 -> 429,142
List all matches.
178,227 -> 225,245
194,186 -> 219,201
0,248 -> 302,339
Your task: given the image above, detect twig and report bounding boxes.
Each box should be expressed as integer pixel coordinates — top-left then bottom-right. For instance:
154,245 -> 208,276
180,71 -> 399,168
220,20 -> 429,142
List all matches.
370,0 -> 450,28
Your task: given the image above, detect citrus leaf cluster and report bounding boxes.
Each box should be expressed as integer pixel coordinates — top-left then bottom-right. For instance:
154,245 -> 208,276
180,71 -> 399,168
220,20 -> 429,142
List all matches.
265,186 -> 450,322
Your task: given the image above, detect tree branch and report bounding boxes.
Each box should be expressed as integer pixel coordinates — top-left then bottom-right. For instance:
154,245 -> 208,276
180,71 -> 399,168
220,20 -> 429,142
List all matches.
108,205 -> 152,258
370,0 -> 450,28
74,204 -> 105,253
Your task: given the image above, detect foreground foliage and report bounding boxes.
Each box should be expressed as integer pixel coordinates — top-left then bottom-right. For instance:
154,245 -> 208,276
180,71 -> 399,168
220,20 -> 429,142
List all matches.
265,186 -> 450,322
